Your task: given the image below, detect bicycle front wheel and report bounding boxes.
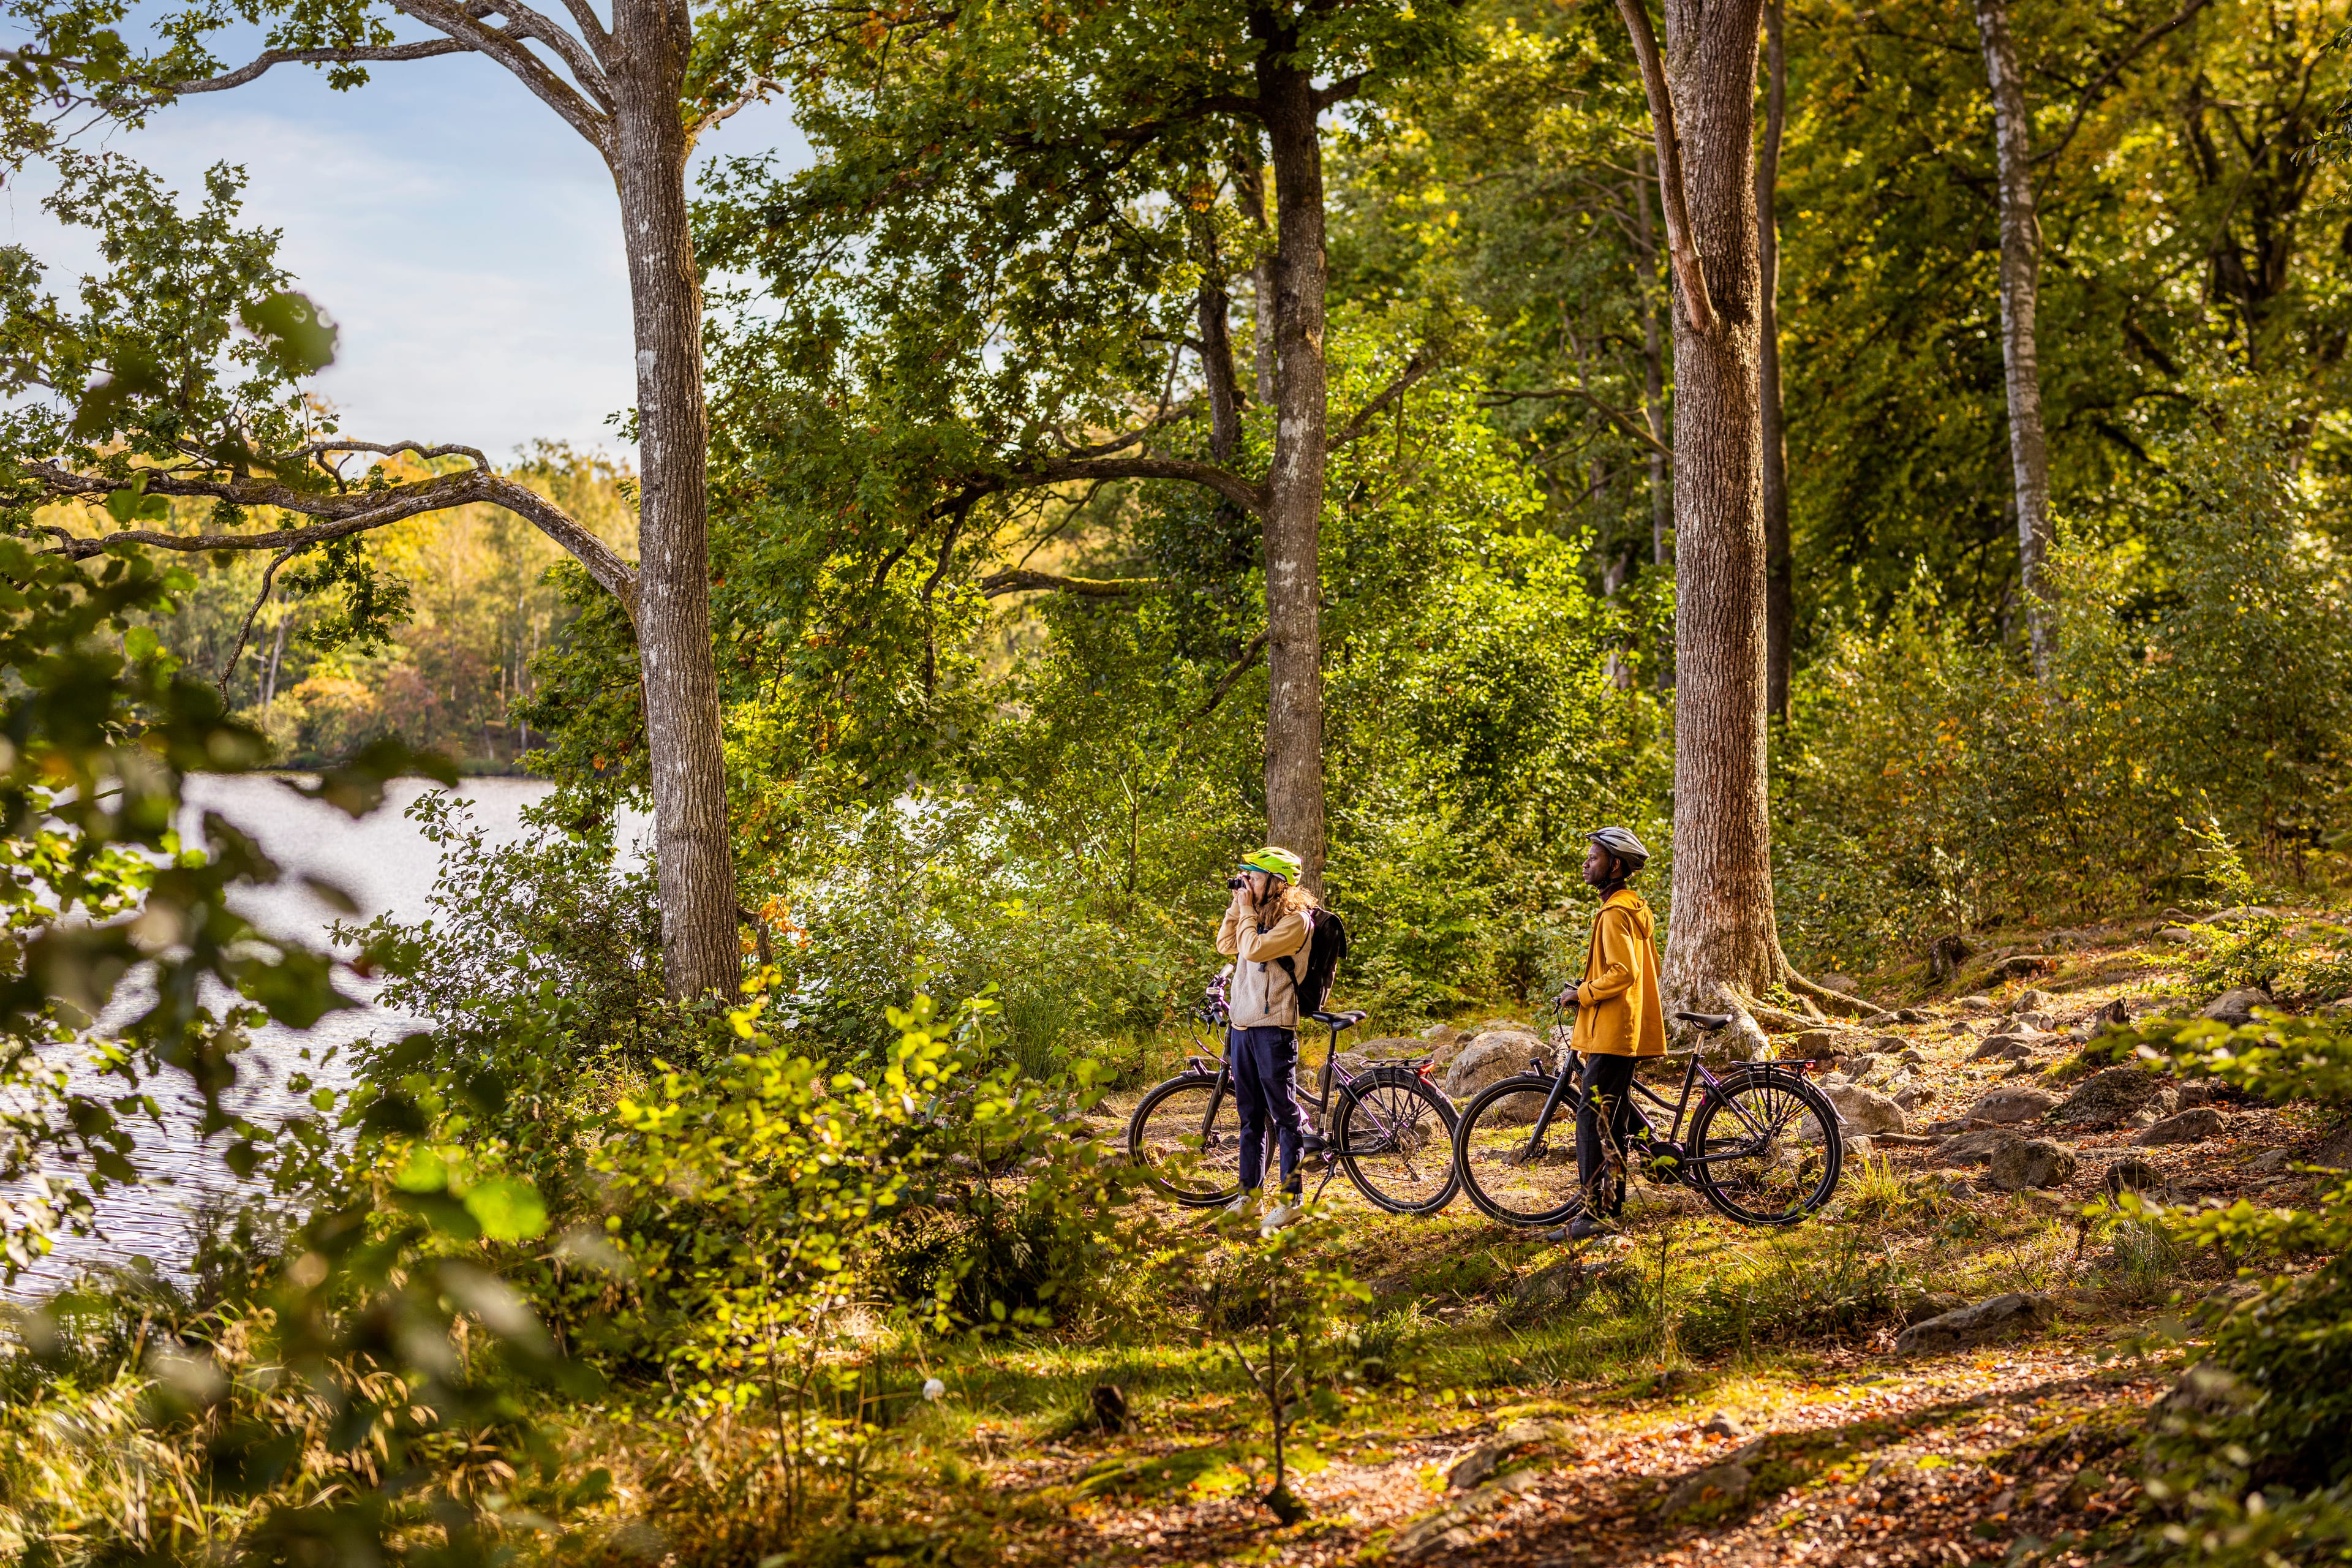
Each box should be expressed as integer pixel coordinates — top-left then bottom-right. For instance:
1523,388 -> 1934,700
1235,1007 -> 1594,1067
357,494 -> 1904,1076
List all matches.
1127,1072 -> 1243,1207
1451,1074 -> 1597,1227
1333,1067 -> 1459,1215
1687,1069 -> 1843,1225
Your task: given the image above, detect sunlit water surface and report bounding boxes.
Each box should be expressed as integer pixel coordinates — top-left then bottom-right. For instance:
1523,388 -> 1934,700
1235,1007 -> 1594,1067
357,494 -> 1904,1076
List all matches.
11,774 -> 647,1295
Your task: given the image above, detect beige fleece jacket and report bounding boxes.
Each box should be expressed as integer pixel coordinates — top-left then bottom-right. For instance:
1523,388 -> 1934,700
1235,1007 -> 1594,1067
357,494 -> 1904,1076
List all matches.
1215,894 -> 1313,1029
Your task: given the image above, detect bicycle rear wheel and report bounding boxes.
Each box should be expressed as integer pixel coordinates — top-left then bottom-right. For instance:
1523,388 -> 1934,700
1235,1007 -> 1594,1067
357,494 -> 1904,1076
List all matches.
1127,1072 -> 1243,1207
1687,1069 -> 1842,1225
1333,1067 -> 1459,1215
1450,1074 -> 1606,1227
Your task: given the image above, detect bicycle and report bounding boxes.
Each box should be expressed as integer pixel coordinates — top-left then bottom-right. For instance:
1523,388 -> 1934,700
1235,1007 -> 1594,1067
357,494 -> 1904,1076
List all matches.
1449,1006 -> 1844,1228
1127,1005 -> 1460,1215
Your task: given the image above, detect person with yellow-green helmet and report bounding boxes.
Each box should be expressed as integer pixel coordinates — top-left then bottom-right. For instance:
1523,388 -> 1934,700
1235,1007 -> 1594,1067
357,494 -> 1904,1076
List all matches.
1215,844 -> 1319,1224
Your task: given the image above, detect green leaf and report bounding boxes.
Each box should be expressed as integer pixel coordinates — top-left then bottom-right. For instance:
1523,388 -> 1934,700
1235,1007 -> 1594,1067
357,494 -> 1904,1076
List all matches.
463,1176 -> 549,1242
241,290 -> 339,375
394,1146 -> 448,1193
124,625 -> 159,660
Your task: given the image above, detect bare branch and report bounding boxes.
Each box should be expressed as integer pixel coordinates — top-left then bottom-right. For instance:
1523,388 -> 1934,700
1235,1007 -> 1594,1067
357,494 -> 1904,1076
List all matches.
281,438 -> 493,471
692,76 -> 785,140
1480,387 -> 1670,457
29,462 -> 640,625
2032,0 -> 2214,166
1330,355 -> 1431,450
979,568 -> 1159,598
391,0 -> 614,150
171,39 -> 474,94
1025,456 -> 1266,513
217,545 -> 299,701
469,0 -> 612,104
1194,631 -> 1267,718
1057,397 -> 1202,461
1610,0 -> 1718,333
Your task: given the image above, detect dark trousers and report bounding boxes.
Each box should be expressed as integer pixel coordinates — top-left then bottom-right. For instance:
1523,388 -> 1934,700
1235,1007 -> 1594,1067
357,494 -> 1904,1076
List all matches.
1229,1025 -> 1303,1196
1575,1051 -> 1638,1215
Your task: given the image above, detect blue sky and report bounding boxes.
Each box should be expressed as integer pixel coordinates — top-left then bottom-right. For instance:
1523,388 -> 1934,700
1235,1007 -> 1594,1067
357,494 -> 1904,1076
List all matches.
0,44 -> 805,462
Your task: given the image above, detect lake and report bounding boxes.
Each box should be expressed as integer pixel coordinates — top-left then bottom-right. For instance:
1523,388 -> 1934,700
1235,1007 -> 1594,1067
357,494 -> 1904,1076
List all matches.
14,773 -> 647,1294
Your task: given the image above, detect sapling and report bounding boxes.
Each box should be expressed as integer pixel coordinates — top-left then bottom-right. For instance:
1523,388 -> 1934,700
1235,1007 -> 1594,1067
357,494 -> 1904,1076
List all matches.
1197,1202 -> 1369,1526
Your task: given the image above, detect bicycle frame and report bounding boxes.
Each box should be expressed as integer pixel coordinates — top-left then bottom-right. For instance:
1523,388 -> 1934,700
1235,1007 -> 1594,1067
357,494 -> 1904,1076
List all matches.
1179,1011 -> 1434,1181
1514,1033 -> 1814,1173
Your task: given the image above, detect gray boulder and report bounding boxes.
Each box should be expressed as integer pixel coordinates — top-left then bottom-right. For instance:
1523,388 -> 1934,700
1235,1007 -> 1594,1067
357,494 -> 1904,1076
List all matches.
1894,1292 -> 2057,1356
2243,1147 -> 2295,1174
1957,994 -> 1998,1014
2010,989 -> 2055,1014
2135,1107 -> 2225,1146
1988,1139 -> 2077,1191
1959,1085 -> 2059,1125
1442,1030 -> 1549,1101
1970,1035 -> 2036,1064
2055,1065 -> 2176,1128
1656,1459 -> 1755,1521
1826,1083 -> 1907,1135
2200,989 -> 2273,1027
1931,1129 -> 2021,1166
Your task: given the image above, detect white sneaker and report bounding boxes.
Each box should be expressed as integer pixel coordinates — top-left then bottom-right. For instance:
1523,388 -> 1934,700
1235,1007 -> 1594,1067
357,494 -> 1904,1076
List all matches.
1226,1191 -> 1259,1216
1259,1203 -> 1301,1234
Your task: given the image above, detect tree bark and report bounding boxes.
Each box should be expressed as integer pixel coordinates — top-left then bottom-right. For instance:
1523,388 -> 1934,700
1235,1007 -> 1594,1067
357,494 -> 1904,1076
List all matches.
1632,148 -> 1673,571
1634,0 -> 1784,1008
1972,0 -> 2056,676
611,0 -> 741,1000
1257,32 -> 1329,891
1758,0 -> 1793,720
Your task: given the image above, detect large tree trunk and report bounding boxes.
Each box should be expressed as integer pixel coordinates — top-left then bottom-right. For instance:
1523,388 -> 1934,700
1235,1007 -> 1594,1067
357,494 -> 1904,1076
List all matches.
1758,0 -> 1794,720
1633,148 -> 1672,571
1649,0 -> 1782,1006
1972,0 -> 2056,675
1257,41 -> 1329,890
611,0 -> 741,1000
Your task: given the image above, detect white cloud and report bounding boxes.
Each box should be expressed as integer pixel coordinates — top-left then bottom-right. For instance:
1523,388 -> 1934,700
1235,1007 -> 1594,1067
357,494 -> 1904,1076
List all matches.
0,53 -> 804,461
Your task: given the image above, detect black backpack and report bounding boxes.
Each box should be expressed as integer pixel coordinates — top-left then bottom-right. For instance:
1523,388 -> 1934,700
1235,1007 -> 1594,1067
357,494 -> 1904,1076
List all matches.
1276,908 -> 1351,1016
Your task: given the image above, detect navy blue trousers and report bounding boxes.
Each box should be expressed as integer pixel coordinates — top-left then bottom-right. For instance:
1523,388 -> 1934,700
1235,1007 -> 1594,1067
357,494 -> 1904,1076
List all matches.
1228,1024 -> 1303,1196
1575,1050 -> 1638,1215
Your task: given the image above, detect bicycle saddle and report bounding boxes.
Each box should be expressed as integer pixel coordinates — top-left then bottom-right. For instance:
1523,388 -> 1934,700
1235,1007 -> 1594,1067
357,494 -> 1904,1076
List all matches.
1312,1009 -> 1369,1030
1675,1011 -> 1735,1030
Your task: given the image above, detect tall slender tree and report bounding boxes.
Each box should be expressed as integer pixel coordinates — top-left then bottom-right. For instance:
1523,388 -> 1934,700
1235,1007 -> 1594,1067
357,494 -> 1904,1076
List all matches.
717,0 -> 1457,891
1972,0 -> 2057,674
1757,0 -> 1794,719
1610,0 -> 1855,1012
0,0 -> 771,997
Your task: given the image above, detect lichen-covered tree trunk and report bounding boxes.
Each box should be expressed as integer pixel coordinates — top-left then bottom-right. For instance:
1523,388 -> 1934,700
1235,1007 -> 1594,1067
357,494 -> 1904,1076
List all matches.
612,0 -> 739,1000
1758,0 -> 1794,720
1657,0 -> 1782,1008
1259,46 -> 1329,890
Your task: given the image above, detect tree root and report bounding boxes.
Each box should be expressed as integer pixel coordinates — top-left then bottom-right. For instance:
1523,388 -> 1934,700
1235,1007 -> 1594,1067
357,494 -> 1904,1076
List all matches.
1786,968 -> 1880,1019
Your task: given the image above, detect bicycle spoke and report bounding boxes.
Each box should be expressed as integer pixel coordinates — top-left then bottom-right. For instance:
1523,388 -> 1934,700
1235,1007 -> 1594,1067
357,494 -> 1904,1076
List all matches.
1689,1074 -> 1841,1225
1453,1081 -> 1588,1226
1128,1077 -> 1243,1206
1336,1074 -> 1457,1215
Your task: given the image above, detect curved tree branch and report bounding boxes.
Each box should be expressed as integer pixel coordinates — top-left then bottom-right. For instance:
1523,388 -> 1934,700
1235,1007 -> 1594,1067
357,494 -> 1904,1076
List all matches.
1331,355 -> 1431,450
1610,0 -> 1718,334
172,39 -> 476,94
28,462 -> 639,626
218,543 -> 300,701
979,568 -> 1159,598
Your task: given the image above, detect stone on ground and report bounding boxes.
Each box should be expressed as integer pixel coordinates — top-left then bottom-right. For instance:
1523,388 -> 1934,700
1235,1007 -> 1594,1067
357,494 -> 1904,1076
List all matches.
1987,1139 -> 2076,1190
1895,1292 -> 2056,1356
2054,1065 -> 2176,1128
2135,1106 -> 2225,1146
1959,1085 -> 2059,1125
1825,1082 -> 1907,1134
1442,1030 -> 1548,1101
2199,988 -> 2273,1026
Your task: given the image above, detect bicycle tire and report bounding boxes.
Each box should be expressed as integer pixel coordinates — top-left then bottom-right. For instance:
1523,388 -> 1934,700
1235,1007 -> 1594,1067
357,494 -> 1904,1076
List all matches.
1450,1073 -> 1615,1227
1333,1066 -> 1460,1215
1687,1068 -> 1843,1226
1127,1072 -> 1244,1208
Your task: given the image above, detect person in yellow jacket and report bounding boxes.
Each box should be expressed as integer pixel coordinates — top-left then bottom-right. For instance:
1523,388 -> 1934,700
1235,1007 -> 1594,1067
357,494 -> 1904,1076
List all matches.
1553,826 -> 1665,1239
